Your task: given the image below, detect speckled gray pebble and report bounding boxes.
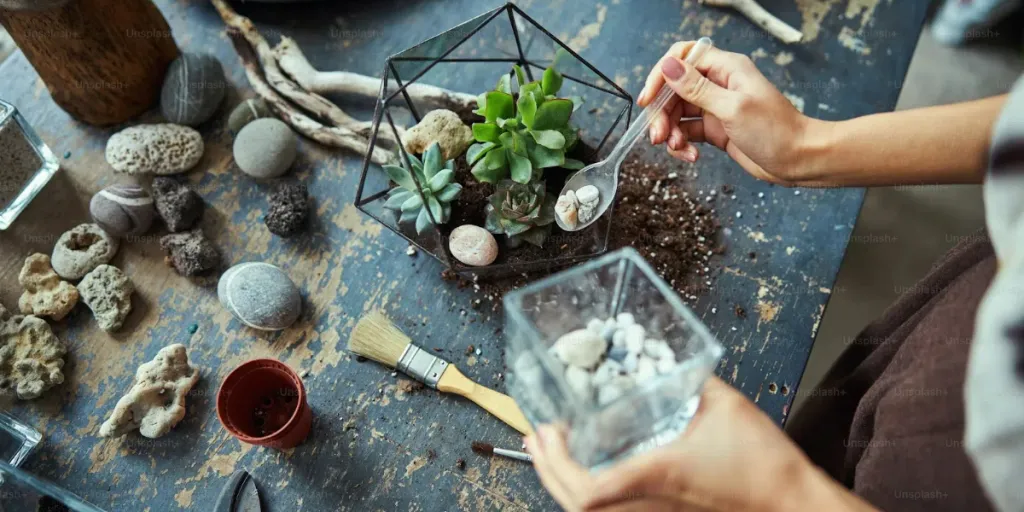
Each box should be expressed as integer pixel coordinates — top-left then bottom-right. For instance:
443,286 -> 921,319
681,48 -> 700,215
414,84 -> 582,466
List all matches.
160,53 -> 226,127
51,223 -> 119,280
218,262 -> 301,331
89,185 -> 154,237
152,177 -> 203,232
232,118 -> 297,179
227,98 -> 272,134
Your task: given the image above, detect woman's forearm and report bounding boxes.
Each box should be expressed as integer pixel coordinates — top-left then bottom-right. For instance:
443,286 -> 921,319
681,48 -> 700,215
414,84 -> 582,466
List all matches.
797,95 -> 1007,187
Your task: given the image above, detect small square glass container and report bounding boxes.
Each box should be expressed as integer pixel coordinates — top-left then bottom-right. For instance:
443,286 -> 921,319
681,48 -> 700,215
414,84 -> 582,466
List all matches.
504,247 -> 724,469
0,459 -> 107,511
0,99 -> 60,230
0,411 -> 41,468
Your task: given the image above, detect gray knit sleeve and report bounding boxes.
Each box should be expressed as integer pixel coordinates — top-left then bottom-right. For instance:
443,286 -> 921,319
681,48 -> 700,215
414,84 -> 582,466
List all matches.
966,75 -> 1024,512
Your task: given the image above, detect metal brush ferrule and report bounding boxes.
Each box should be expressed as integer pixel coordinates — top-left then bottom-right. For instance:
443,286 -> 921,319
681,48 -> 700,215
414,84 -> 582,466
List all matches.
397,344 -> 449,388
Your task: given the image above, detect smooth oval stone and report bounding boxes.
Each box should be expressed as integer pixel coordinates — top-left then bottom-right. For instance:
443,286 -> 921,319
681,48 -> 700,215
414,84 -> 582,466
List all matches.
227,98 -> 272,134
89,185 -> 155,237
160,53 -> 227,127
448,225 -> 498,266
218,262 -> 301,331
233,118 -> 297,179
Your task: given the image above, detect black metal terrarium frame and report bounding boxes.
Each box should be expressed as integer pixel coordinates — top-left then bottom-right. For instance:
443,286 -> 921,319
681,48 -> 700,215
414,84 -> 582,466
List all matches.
355,2 -> 633,279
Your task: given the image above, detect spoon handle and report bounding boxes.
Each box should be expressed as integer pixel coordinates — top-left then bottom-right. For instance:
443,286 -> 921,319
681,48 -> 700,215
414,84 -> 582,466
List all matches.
609,37 -> 714,168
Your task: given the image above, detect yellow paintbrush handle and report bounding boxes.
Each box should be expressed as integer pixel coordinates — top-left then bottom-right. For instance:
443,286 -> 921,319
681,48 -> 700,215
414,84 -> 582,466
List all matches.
437,365 -> 534,436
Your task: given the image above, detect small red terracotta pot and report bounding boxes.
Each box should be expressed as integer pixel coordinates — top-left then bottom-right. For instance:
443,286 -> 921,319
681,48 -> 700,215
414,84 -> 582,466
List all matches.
216,359 -> 312,449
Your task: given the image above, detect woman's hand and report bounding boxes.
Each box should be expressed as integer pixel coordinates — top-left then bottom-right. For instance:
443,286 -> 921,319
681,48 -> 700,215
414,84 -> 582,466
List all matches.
524,377 -> 879,512
639,41 -> 823,186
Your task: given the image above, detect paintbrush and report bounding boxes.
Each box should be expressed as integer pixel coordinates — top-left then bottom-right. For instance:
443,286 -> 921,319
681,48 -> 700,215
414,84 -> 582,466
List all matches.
472,441 -> 533,463
349,311 -> 533,436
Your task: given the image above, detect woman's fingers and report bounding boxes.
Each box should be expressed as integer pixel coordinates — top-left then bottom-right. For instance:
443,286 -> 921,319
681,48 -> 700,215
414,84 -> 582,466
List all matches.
639,40 -> 697,106
527,425 -> 593,510
666,101 -> 686,150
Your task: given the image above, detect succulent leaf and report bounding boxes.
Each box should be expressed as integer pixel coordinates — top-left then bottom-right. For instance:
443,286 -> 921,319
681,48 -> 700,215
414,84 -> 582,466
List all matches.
508,150 -> 533,184
422,143 -> 443,180
533,99 -> 573,130
518,92 -> 537,129
384,164 -> 416,191
384,189 -> 413,209
472,123 -> 501,143
485,91 -> 514,123
542,67 -> 563,96
400,209 -> 419,224
428,169 -> 454,192
563,158 -> 585,170
529,144 -> 565,169
467,142 -> 495,165
401,193 -> 424,212
512,64 -> 527,86
437,183 -> 463,202
415,207 -> 432,234
530,129 -> 566,150
472,149 -> 508,183
495,73 -> 512,94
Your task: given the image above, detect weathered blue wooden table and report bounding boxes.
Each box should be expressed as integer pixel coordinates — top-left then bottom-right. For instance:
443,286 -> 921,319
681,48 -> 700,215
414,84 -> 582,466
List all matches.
0,0 -> 928,509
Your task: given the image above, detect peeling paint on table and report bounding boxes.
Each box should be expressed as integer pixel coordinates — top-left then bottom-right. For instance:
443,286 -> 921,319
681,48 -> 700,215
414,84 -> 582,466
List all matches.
0,0 -> 928,509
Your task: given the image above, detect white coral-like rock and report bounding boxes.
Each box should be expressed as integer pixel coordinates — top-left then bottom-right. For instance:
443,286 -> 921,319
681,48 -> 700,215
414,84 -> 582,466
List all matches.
18,253 -> 79,320
99,344 -> 199,439
105,124 -> 203,175
0,304 -> 66,400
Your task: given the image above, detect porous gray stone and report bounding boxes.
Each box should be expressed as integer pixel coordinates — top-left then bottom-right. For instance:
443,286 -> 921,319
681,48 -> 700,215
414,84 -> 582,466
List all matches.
218,262 -> 301,331
227,98 -> 272,134
232,118 -> 297,179
79,265 -> 133,332
105,124 -> 203,175
152,177 -> 203,233
264,183 -> 309,237
160,53 -> 226,127
89,185 -> 155,237
51,223 -> 119,280
160,229 -> 219,277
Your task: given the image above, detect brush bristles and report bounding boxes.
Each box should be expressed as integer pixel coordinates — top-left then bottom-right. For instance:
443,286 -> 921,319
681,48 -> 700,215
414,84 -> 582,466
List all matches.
471,441 -> 494,455
348,311 -> 411,368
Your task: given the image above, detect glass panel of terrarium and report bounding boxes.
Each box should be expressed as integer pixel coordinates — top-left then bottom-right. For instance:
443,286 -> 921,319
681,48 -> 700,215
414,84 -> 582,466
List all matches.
387,6 -> 508,84
508,9 -> 632,158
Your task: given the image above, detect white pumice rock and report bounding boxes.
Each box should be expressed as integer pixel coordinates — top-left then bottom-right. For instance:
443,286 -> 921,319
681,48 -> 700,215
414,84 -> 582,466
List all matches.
565,366 -> 592,399
586,318 -> 604,333
622,351 -> 639,373
598,384 -> 623,405
553,329 -> 607,369
615,312 -> 635,326
592,359 -> 622,387
656,358 -> 678,374
624,324 -> 645,354
599,318 -> 617,342
555,190 -> 579,229
636,356 -> 658,383
612,329 -> 627,347
575,185 -> 601,224
644,339 -> 673,360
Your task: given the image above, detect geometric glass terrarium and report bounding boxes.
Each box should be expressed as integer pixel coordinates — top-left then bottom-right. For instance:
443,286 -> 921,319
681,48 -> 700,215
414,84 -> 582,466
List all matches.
355,3 -> 633,279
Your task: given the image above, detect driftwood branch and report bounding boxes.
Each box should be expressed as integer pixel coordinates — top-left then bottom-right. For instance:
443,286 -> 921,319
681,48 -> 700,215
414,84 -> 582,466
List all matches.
273,36 -> 479,112
226,29 -> 393,165
699,0 -> 803,44
211,0 -> 402,148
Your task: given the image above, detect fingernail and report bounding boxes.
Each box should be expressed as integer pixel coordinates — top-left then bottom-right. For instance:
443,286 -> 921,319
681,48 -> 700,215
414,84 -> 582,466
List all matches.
685,147 -> 697,162
637,87 -> 648,104
661,58 -> 685,81
669,132 -> 682,150
650,125 -> 661,142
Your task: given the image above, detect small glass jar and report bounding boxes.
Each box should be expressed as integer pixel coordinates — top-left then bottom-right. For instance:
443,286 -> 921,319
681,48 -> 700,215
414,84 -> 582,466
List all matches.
0,99 -> 60,230
504,247 -> 724,469
0,459 -> 106,511
0,411 -> 41,467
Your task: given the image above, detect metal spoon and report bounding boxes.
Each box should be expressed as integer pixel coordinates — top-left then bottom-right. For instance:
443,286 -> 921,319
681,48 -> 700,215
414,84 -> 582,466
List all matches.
555,37 -> 714,232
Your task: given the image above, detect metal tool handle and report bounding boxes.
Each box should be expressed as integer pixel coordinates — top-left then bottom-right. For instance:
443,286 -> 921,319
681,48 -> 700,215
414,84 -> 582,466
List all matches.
609,37 -> 714,168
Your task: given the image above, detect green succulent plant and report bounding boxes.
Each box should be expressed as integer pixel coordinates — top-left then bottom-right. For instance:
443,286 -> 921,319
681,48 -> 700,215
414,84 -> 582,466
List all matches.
484,179 -> 556,248
382,142 -> 462,234
468,65 -> 584,185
